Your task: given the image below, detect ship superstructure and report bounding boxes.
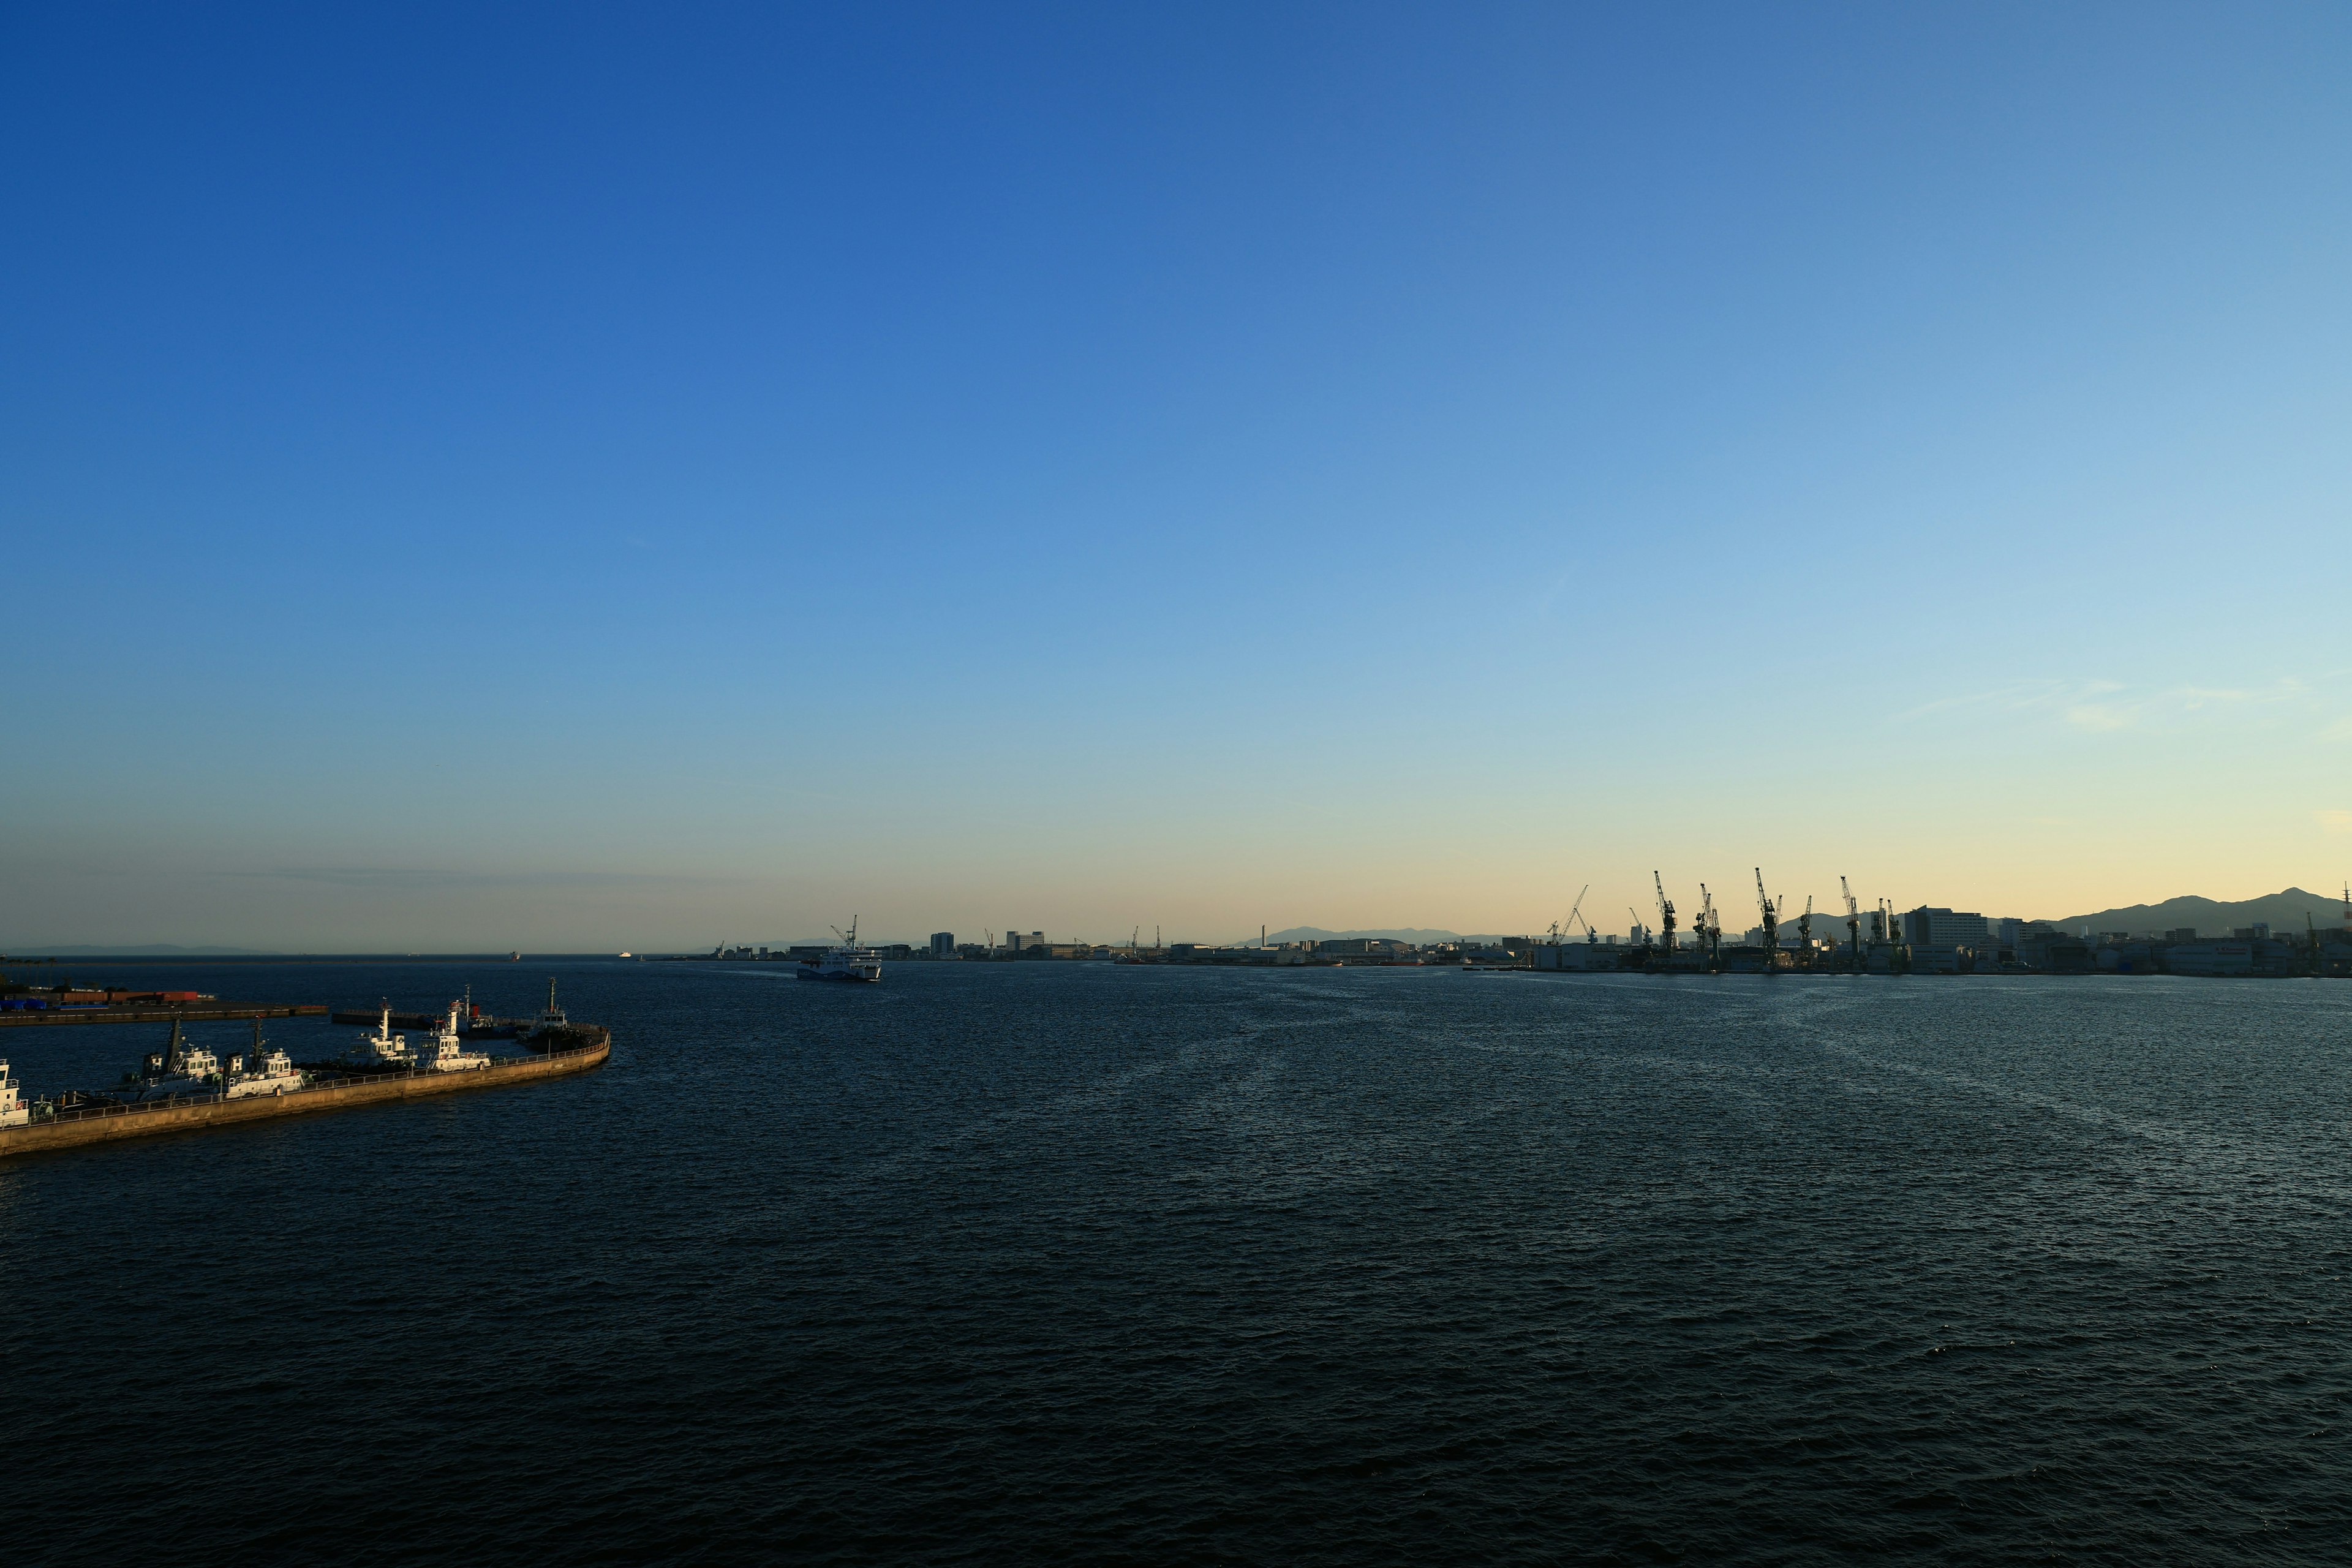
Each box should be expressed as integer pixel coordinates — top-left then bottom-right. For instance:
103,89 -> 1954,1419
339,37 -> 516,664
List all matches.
225,1020 -> 306,1098
129,1022 -> 223,1100
347,1006 -> 416,1067
415,1003 -> 492,1072
532,978 -> 568,1033
799,919 -> 883,983
0,1059 -> 27,1128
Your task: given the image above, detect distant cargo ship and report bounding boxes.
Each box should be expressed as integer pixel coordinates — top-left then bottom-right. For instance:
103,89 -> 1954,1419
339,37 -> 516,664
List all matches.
799,920 -> 882,983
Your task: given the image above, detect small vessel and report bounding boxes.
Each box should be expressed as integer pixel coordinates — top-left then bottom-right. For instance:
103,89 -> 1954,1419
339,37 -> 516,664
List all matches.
509,951 -> 522,962
415,1003 -> 491,1072
532,978 -> 569,1033
447,986 -> 519,1039
224,1020 -> 306,1098
0,1059 -> 28,1128
128,1021 -> 222,1100
347,1005 -> 416,1067
799,919 -> 883,983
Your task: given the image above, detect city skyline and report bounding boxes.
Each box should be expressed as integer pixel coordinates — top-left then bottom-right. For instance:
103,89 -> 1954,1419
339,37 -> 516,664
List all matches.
6,6 -> 2350,951
9,880 -> 2347,956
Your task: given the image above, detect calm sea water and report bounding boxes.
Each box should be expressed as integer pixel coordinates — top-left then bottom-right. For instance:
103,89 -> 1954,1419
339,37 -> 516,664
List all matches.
2,960 -> 2348,1564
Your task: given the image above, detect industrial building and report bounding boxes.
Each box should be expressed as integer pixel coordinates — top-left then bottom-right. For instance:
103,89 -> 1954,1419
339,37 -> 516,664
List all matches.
1902,908 -> 1991,946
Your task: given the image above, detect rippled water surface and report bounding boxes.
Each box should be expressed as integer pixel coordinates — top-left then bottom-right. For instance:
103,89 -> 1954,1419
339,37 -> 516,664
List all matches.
4,960 -> 2350,1564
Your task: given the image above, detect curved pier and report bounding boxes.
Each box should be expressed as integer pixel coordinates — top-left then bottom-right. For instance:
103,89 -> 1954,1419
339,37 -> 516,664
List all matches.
0,1036 -> 610,1160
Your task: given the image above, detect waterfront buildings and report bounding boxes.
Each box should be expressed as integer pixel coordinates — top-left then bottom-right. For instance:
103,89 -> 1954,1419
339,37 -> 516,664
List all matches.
1902,907 -> 1991,946
679,905 -> 2350,977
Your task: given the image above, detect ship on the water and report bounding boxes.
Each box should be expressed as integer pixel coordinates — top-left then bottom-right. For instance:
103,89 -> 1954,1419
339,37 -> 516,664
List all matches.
415,1003 -> 491,1072
127,1021 -> 222,1101
224,1020 -> 305,1098
799,921 -> 883,983
115,1019 -> 307,1101
1,997 -> 612,1160
347,1006 -> 416,1068
455,985 -> 524,1039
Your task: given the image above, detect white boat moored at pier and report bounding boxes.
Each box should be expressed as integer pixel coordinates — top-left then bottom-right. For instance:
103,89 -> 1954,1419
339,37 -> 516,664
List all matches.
416,1003 -> 492,1072
225,1020 -> 306,1098
129,1022 -> 222,1100
347,1006 -> 416,1066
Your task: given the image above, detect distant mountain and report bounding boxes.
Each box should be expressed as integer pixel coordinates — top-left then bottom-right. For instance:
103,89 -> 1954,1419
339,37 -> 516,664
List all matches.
1263,927 -> 1513,946
2043,888 -> 2349,938
1,943 -> 269,956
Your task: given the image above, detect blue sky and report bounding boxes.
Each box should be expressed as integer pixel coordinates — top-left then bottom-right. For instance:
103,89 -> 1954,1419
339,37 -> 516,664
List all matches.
5,2 -> 2350,949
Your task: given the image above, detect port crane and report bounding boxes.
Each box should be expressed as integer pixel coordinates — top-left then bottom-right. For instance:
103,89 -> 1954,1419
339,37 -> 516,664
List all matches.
1696,884 -> 1722,967
1550,884 -> 1596,944
1653,872 -> 1677,956
1754,869 -> 1779,962
1841,877 -> 1861,968
1796,895 -> 1814,965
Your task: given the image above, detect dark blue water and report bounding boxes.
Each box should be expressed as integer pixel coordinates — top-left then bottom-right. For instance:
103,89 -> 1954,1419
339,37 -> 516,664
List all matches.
3,961 -> 2349,1564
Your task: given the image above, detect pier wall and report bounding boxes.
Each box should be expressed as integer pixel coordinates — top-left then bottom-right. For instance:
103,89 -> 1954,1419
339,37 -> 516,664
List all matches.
0,1040 -> 609,1160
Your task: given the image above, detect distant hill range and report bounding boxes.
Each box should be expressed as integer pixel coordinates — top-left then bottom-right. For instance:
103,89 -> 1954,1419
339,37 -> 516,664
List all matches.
1263,926 -> 1510,946
2045,887 -> 2349,937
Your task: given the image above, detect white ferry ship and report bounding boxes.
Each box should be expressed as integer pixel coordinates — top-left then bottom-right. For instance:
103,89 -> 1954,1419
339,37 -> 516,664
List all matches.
799,920 -> 883,983
0,1059 -> 28,1128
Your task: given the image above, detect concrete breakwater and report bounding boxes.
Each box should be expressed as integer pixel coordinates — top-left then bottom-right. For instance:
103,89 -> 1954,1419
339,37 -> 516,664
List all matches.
0,1036 -> 610,1159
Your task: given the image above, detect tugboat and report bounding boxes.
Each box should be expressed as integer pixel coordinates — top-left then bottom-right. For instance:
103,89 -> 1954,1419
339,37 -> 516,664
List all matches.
346,1005 -> 417,1068
524,977 -> 575,1033
0,1059 -> 28,1128
798,920 -> 883,983
415,1002 -> 491,1072
127,1021 -> 222,1101
224,1020 -> 306,1098
456,985 -> 521,1040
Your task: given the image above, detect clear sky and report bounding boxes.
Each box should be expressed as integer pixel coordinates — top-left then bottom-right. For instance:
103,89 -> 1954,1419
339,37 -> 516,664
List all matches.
4,2 -> 2350,951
